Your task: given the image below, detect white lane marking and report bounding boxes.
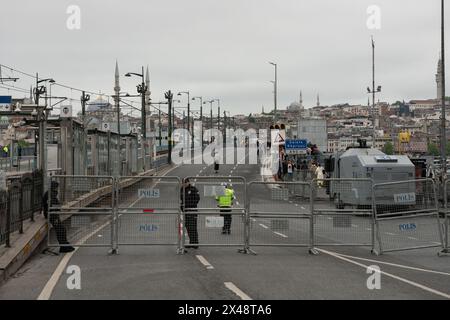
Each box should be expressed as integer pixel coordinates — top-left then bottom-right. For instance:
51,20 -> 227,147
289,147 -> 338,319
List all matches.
224,282 -> 252,300
196,255 -> 214,270
301,206 -> 306,210
317,248 -> 450,299
259,224 -> 269,229
37,250 -> 77,300
37,219 -> 111,300
273,231 -> 288,238
408,236 -> 418,240
385,232 -> 396,236
334,252 -> 450,277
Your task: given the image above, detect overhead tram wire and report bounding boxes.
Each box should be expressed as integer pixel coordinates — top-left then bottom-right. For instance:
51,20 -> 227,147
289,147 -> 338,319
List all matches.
0,63 -> 185,121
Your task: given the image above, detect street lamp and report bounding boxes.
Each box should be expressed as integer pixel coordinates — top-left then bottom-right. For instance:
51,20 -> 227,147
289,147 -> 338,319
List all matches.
440,0 -> 447,181
367,37 -> 382,149
214,99 -> 220,131
178,91 -> 192,152
203,99 -> 215,130
125,67 -> 147,171
193,96 -> 203,147
33,74 -> 55,196
269,61 -> 277,121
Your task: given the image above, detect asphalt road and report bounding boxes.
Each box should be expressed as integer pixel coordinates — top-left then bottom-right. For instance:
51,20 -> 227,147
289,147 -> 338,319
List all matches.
0,149 -> 449,300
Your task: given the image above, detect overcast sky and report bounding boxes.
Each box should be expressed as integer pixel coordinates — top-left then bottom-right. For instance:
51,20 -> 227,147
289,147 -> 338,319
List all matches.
0,0 -> 448,116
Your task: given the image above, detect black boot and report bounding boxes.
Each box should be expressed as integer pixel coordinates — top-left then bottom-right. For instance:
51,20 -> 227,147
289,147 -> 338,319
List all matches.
60,246 -> 75,253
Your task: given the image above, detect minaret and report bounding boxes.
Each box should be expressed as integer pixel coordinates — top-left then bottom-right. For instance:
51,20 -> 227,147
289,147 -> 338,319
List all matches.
299,90 -> 304,110
316,93 -> 320,107
114,60 -> 120,112
436,55 -> 443,101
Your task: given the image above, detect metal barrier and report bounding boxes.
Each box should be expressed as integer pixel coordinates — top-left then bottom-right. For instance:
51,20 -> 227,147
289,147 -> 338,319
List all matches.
116,176 -> 181,250
21,174 -> 34,222
48,175 -> 114,249
247,181 -> 312,251
182,176 -> 247,252
8,180 -> 23,234
0,190 -> 8,246
311,179 -> 375,251
373,179 -> 443,254
440,179 -> 450,255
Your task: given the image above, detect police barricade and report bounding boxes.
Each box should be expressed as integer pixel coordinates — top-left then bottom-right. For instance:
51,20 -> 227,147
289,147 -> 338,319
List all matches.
373,179 -> 443,255
311,179 -> 375,251
438,179 -> 450,256
48,175 -> 114,249
182,176 -> 247,252
247,181 -> 312,251
116,176 -> 181,251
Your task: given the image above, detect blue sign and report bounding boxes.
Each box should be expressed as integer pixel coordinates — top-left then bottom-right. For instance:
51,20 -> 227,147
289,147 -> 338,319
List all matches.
0,96 -> 12,104
285,139 -> 308,150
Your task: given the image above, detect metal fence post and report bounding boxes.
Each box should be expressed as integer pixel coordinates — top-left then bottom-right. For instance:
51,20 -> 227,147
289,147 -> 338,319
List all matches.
445,180 -> 450,254
179,180 -> 186,254
309,179 -> 317,255
432,179 -> 445,250
110,177 -> 119,255
19,181 -> 23,234
30,173 -> 35,223
244,180 -> 251,254
6,190 -> 11,247
370,179 -> 378,255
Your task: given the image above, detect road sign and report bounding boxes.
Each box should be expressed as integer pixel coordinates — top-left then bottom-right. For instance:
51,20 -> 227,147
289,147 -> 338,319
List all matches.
138,188 -> 160,198
0,96 -> 11,111
205,216 -> 224,228
285,139 -> 308,155
271,129 -> 285,146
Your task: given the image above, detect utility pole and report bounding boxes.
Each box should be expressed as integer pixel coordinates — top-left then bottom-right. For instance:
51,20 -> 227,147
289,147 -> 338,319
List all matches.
372,37 -> 376,145
200,103 -> 203,148
140,66 -> 146,171
165,91 -> 173,164
367,36 -> 381,148
210,103 -> 213,130
223,110 -> 227,144
440,0 -> 447,179
269,62 -> 277,122
158,108 -> 162,147
81,91 -> 90,175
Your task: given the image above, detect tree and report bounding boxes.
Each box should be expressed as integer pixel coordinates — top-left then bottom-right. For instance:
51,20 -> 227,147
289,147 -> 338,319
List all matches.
383,141 -> 394,155
428,143 -> 440,156
446,143 -> 450,156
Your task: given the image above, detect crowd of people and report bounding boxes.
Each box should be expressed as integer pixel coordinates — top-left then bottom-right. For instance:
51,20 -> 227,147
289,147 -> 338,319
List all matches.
276,155 -> 327,185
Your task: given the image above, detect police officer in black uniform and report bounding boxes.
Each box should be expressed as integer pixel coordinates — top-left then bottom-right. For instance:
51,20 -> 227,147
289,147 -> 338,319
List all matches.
43,181 -> 75,253
180,178 -> 200,249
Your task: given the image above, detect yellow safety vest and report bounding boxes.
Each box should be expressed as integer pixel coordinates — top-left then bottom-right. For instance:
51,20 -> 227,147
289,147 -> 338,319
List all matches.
216,188 -> 234,207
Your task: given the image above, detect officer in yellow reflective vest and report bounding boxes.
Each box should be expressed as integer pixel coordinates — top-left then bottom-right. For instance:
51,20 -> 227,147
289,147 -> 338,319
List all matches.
216,183 -> 235,234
